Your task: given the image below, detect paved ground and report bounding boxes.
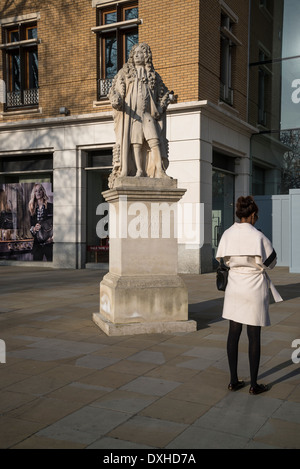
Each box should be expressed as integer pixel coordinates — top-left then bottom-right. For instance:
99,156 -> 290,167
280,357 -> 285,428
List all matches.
0,265 -> 299,449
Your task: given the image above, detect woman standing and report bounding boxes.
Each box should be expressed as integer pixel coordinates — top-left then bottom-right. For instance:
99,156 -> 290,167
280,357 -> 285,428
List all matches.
216,196 -> 283,395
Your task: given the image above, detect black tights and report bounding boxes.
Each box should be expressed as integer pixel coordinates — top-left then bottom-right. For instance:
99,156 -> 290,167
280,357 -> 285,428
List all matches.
227,320 -> 261,387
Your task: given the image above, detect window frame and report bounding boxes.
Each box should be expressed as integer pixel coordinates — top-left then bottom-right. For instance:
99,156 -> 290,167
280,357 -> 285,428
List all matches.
92,1 -> 140,100
219,8 -> 241,107
1,21 -> 39,111
257,48 -> 272,127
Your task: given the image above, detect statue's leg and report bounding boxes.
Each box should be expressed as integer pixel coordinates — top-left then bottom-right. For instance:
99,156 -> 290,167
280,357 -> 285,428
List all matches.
132,144 -> 144,177
148,139 -> 170,178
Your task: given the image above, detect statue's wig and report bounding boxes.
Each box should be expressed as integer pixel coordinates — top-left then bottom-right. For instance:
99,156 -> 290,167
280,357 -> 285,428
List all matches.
123,43 -> 156,89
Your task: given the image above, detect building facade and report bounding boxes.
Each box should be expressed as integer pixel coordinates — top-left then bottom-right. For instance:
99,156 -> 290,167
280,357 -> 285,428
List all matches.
0,0 -> 298,272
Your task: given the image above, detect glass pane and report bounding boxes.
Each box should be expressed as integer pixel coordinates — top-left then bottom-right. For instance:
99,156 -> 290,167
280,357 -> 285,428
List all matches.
87,150 -> 113,168
282,0 -> 300,58
125,7 -> 138,20
9,30 -> 19,42
104,11 -> 117,24
27,27 -> 37,40
253,165 -> 265,195
86,168 -> 110,264
212,169 -> 235,259
104,36 -> 117,79
251,130 -> 300,195
27,49 -> 38,89
9,52 -> 21,91
281,57 -> 300,130
124,31 -> 138,62
1,155 -> 53,172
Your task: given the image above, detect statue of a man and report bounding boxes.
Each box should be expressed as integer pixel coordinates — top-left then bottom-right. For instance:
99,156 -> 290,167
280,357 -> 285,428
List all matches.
108,43 -> 171,187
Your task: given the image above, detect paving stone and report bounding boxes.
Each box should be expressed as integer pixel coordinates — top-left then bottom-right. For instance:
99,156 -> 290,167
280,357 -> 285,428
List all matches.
90,389 -> 157,413
75,355 -> 121,370
107,415 -> 188,448
87,436 -> 154,449
127,350 -> 166,364
253,419 -> 300,449
120,376 -> 181,396
271,401 -> 300,424
139,396 -> 209,424
166,425 -> 248,449
0,416 -> 45,449
37,406 -> 132,445
11,435 -> 86,449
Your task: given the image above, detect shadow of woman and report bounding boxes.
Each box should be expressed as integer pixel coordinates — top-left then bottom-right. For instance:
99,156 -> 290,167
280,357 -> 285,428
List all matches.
270,282 -> 300,303
258,359 -> 300,388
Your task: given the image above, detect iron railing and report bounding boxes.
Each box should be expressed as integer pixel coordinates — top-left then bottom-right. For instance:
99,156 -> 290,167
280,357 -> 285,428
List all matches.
6,88 -> 39,108
97,78 -> 113,100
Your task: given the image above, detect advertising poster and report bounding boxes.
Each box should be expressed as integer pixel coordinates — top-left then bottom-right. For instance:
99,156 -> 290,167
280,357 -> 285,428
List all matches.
0,182 -> 53,262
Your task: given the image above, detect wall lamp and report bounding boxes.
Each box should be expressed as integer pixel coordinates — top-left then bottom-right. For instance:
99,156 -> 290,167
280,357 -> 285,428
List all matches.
59,106 -> 70,116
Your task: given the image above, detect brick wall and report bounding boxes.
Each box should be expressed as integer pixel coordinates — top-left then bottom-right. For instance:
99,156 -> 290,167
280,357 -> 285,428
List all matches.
38,0 -> 96,117
0,0 -> 99,121
0,0 -> 250,123
139,0 -> 200,103
198,0 -> 249,121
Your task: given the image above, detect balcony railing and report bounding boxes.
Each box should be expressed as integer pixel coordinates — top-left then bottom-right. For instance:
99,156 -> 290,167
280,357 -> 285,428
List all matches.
6,88 -> 39,109
97,78 -> 113,100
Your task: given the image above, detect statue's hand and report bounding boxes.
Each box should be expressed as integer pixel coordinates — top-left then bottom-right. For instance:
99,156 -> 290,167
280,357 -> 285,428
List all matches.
154,111 -> 161,120
110,92 -> 122,110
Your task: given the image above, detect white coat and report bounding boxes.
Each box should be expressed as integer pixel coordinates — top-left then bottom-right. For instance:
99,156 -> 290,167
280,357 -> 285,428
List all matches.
216,222 -> 283,327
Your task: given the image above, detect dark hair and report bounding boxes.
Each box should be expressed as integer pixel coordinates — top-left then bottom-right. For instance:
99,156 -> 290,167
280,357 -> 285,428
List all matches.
236,196 -> 258,219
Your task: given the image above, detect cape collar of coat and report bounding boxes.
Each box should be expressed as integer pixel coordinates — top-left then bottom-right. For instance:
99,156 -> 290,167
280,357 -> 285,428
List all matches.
216,222 -> 273,264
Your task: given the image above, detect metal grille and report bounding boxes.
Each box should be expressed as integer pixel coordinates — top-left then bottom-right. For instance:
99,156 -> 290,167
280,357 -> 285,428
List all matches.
6,88 -> 39,108
6,91 -> 22,107
98,78 -> 113,99
24,88 -> 39,105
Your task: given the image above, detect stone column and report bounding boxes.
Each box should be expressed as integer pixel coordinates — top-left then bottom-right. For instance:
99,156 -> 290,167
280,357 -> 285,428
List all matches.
93,177 -> 197,335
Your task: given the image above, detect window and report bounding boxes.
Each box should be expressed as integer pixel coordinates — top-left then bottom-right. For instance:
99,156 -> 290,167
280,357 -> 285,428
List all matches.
219,9 -> 241,106
257,48 -> 272,126
1,22 -> 39,110
259,0 -> 273,15
0,153 -> 53,185
252,164 -> 265,195
85,149 -> 112,265
92,1 -> 140,99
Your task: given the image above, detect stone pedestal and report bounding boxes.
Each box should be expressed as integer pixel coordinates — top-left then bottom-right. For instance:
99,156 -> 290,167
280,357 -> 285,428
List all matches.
93,177 -> 197,336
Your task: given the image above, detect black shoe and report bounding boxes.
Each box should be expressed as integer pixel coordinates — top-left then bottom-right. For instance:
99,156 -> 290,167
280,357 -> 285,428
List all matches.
249,383 -> 269,395
228,380 -> 245,391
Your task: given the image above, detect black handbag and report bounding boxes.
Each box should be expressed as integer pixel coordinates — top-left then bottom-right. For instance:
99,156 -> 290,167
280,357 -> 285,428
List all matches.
216,260 -> 230,291
36,218 -> 53,244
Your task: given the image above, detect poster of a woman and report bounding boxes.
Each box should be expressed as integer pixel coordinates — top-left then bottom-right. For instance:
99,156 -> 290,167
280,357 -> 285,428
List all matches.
0,182 -> 53,262
0,188 -> 13,232
28,183 -> 53,261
